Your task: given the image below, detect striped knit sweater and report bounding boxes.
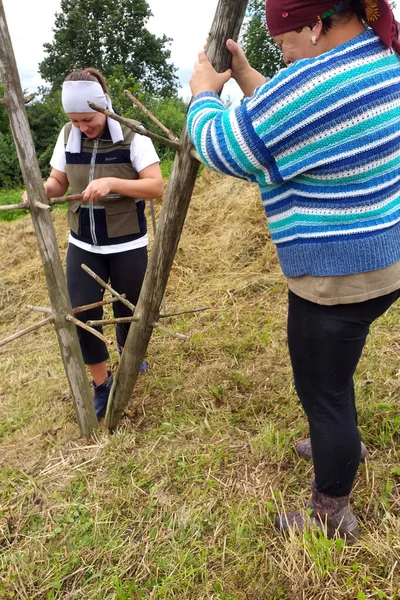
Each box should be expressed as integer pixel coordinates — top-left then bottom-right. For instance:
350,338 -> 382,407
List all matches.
187,29 -> 400,277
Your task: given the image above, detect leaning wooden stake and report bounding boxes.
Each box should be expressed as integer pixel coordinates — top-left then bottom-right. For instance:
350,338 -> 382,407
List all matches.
106,0 -> 249,430
0,1 -> 98,436
124,91 -> 179,141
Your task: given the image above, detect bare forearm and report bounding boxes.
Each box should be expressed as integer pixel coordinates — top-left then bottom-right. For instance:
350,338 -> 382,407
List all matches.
235,68 -> 267,97
44,176 -> 68,198
107,177 -> 163,200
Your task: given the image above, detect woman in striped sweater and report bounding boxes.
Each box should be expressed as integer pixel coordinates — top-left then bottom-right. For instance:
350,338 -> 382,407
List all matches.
188,0 -> 400,541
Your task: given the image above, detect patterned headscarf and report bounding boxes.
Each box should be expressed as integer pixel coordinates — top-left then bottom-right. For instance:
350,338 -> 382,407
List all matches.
266,0 -> 400,53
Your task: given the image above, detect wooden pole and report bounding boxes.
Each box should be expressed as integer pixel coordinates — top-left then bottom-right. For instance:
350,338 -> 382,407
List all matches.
88,101 -> 202,162
0,317 -> 54,349
87,103 -> 181,151
106,0 -> 249,430
0,2 -> 98,436
0,194 -> 83,212
0,93 -> 35,105
81,264 -> 135,311
124,91 -> 179,141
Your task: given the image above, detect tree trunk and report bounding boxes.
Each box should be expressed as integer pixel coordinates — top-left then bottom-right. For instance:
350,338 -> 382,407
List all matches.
106,0 -> 249,430
0,1 -> 98,436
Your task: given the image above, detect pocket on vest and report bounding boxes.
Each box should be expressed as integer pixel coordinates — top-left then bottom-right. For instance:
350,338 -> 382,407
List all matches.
104,201 -> 140,237
67,201 -> 81,235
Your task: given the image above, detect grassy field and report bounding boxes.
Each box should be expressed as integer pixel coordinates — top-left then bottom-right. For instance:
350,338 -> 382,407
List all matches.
0,169 -> 399,599
0,188 -> 25,222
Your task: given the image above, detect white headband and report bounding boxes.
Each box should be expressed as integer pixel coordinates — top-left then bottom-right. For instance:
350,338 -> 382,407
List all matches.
62,80 -> 107,113
61,80 -> 124,152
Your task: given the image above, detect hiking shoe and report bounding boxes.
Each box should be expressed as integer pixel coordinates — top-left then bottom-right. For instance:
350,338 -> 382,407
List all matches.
92,370 -> 113,419
275,480 -> 360,544
116,343 -> 149,373
296,438 -> 368,462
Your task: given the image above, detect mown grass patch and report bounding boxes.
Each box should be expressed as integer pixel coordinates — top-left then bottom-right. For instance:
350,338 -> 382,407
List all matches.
0,188 -> 24,221
0,170 -> 399,599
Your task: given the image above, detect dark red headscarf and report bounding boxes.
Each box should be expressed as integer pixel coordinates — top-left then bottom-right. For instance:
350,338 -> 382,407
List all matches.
266,0 -> 400,54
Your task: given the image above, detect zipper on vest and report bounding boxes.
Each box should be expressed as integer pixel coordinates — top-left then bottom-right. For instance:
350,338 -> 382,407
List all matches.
89,139 -> 99,245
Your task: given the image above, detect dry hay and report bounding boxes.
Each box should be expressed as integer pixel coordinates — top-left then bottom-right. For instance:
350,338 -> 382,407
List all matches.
0,169 -> 399,599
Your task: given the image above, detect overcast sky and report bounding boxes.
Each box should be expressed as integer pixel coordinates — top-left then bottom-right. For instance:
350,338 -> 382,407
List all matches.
2,0 -> 243,104
2,1 -> 400,106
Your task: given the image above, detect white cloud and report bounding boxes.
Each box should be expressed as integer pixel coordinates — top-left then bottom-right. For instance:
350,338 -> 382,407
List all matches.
3,1 -> 400,105
2,0 -> 243,104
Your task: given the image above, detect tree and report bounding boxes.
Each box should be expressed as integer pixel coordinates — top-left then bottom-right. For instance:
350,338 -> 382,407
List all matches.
240,0 -> 284,79
106,66 -> 187,162
39,0 -> 178,97
0,81 -> 9,134
26,88 -> 66,178
0,80 -> 22,188
242,0 -> 398,78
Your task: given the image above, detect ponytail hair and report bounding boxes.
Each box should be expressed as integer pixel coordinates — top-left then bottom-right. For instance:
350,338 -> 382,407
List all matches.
64,68 -> 108,94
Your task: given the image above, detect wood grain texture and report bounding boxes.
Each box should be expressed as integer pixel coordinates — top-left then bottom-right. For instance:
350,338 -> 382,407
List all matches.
106,0 -> 249,430
0,1 -> 98,436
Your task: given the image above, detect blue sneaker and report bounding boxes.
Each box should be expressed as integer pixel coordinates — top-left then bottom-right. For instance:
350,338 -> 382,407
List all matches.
92,370 -> 113,419
116,343 -> 149,374
139,360 -> 149,374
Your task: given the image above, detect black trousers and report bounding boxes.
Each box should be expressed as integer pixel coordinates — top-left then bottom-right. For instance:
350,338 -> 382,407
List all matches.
288,288 -> 399,497
66,243 -> 148,365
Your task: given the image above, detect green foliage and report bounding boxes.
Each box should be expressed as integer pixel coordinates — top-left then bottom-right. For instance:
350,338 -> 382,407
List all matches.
0,81 -> 10,135
26,88 -> 66,179
241,0 -> 284,78
0,81 -> 22,188
0,132 -> 22,189
39,0 -> 178,96
106,66 -> 187,161
0,188 -> 25,221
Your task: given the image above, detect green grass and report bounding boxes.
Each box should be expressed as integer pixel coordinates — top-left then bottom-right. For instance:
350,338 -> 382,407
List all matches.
0,188 -> 25,221
0,170 -> 400,599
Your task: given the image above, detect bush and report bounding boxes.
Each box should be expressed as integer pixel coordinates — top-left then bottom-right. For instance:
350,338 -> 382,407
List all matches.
0,131 -> 22,189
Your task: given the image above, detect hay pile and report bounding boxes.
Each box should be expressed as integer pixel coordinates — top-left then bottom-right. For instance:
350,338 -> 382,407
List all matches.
0,168 -> 289,439
0,169 -> 399,600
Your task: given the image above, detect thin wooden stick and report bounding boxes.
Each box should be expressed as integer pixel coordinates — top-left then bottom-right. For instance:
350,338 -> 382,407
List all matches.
27,305 -> 53,315
66,314 -> 110,344
0,93 -> 35,105
50,193 -> 83,205
87,316 -> 189,340
88,101 -> 201,163
0,317 -> 54,349
0,202 -> 29,211
73,295 -> 124,314
26,296 -> 123,317
124,91 -> 179,141
36,201 -> 51,211
158,307 -> 210,318
88,102 -> 182,151
81,264 -> 135,311
27,295 -> 124,317
0,194 -> 83,212
152,322 -> 190,341
87,316 -> 139,327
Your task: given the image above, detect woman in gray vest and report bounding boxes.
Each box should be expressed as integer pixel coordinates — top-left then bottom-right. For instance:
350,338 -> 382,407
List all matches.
24,68 -> 163,419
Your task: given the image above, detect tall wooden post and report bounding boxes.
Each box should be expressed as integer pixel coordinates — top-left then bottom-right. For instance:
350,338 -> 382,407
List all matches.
0,2 -> 98,436
106,0 -> 249,430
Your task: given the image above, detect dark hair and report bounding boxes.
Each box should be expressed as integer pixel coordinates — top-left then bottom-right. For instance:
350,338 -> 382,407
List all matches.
321,0 -> 366,32
64,68 -> 108,94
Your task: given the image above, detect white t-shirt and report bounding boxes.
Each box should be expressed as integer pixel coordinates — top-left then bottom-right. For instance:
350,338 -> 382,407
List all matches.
51,124 -> 160,174
50,125 -> 160,254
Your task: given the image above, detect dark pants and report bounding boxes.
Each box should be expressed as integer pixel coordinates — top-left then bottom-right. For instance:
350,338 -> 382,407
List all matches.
288,288 -> 399,497
66,243 -> 148,365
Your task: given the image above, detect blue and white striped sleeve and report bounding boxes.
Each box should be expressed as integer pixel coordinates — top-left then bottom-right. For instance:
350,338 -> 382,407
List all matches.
187,91 -> 282,186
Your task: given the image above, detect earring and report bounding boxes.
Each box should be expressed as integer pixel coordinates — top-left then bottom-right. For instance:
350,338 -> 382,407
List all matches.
311,35 -> 317,45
